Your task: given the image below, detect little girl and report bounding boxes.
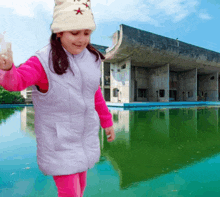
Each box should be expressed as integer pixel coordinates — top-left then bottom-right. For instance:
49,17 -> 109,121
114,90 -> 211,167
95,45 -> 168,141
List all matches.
0,0 -> 115,196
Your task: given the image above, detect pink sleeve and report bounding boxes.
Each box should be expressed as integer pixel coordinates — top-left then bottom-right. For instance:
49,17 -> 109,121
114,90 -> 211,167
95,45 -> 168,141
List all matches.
95,86 -> 113,129
0,56 -> 46,91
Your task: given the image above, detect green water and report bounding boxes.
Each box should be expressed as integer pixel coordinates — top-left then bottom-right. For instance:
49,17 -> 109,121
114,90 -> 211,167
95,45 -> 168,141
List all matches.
1,106 -> 220,197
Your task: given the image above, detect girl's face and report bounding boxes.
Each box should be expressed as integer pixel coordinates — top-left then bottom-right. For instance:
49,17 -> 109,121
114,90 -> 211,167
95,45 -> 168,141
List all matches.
57,29 -> 92,55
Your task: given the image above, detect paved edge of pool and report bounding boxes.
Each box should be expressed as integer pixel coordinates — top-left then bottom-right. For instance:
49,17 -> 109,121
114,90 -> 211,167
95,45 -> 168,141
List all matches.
0,104 -> 33,108
106,101 -> 220,108
0,102 -> 220,109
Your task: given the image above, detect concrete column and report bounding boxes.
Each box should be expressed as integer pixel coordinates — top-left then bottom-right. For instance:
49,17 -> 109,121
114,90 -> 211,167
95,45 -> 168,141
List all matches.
218,73 -> 219,101
110,63 -> 117,103
110,58 -> 131,103
118,58 -> 131,103
127,58 -> 131,103
130,65 -> 135,102
178,68 -> 197,101
134,66 -> 148,102
218,74 -> 220,101
217,72 -> 219,101
101,62 -> 105,96
168,64 -> 170,102
196,68 -> 198,101
198,72 -> 218,101
148,64 -> 169,102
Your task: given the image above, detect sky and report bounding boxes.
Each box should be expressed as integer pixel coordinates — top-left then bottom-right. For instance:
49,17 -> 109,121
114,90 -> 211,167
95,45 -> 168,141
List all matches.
0,0 -> 219,65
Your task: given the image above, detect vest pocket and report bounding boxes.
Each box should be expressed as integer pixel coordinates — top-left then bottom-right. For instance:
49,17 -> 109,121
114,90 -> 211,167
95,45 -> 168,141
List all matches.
54,122 -> 82,151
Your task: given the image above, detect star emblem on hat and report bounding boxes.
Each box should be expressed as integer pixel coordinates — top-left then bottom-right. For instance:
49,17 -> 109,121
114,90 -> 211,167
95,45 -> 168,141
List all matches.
74,7 -> 84,15
83,3 -> 90,9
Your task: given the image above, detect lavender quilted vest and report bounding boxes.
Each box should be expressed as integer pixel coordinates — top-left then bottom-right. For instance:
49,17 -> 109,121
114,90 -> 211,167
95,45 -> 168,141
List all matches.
31,44 -> 101,176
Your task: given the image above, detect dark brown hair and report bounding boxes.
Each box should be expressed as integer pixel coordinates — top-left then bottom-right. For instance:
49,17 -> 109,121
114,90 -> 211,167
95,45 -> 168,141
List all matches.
49,33 -> 105,75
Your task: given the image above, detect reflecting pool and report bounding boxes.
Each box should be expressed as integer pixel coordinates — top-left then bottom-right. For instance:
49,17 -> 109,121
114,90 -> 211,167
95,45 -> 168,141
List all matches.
1,106 -> 220,197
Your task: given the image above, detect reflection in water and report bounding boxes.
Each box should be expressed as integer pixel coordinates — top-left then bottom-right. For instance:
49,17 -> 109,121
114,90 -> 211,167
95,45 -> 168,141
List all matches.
0,107 -> 23,125
20,107 -> 35,139
100,106 -> 220,189
19,106 -> 220,191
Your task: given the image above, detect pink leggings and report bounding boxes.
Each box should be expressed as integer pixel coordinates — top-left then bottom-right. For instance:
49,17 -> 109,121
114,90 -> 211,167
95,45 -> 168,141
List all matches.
53,171 -> 87,197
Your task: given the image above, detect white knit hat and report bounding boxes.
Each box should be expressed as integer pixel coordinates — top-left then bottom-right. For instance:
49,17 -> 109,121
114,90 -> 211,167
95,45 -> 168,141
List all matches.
51,0 -> 96,33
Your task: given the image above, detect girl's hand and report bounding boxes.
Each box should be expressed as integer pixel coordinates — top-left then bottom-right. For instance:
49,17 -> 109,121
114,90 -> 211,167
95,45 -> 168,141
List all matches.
105,126 -> 115,142
0,33 -> 13,71
0,51 -> 13,71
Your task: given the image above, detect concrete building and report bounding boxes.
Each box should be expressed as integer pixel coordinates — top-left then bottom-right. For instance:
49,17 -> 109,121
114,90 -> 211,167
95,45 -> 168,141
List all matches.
21,86 -> 33,104
21,24 -> 220,103
105,24 -> 220,103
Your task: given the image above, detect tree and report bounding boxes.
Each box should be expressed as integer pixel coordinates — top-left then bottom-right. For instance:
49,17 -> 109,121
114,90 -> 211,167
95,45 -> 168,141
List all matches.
0,86 -> 25,104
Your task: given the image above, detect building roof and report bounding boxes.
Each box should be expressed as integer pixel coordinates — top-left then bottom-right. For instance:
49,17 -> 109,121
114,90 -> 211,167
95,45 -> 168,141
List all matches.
91,43 -> 108,55
105,24 -> 220,74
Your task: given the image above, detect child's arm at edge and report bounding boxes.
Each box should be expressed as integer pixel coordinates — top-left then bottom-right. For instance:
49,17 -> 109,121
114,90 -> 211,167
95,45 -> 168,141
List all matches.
95,86 -> 113,129
0,56 -> 45,91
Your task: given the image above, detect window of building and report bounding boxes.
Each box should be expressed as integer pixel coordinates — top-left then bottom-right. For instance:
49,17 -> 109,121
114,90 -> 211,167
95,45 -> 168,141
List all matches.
138,89 -> 147,98
159,89 -> 165,97
210,76 -> 215,80
104,76 -> 110,85
188,91 -> 193,98
113,88 -> 119,97
121,64 -> 126,69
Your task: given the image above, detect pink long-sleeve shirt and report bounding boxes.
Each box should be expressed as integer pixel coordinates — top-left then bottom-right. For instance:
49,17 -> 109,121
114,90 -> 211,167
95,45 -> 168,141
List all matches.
0,56 -> 113,129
